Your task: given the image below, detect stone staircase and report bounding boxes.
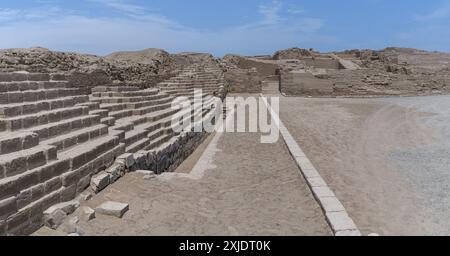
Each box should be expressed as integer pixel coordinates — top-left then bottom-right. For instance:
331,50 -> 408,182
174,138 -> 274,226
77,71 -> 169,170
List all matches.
0,72 -> 125,236
0,64 -> 227,236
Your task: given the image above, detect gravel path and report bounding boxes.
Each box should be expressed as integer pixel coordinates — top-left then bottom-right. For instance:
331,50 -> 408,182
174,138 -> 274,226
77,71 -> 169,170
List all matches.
43,105 -> 331,236
279,95 -> 450,235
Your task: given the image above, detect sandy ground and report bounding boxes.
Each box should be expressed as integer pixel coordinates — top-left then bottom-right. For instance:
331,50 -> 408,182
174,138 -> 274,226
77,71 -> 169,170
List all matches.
279,95 -> 450,235
35,102 -> 331,236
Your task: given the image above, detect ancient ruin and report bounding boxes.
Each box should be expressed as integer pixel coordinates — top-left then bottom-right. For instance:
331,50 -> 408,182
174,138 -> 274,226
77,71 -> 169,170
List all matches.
1,45 -> 450,236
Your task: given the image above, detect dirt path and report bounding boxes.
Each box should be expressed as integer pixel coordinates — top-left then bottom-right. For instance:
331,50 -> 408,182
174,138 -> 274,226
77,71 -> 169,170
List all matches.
40,102 -> 331,236
279,96 -> 448,235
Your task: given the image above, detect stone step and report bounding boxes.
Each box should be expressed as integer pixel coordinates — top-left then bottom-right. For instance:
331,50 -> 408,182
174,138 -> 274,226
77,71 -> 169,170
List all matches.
99,95 -> 172,112
126,138 -> 150,153
109,129 -> 125,142
147,126 -> 172,142
0,81 -> 69,93
133,115 -> 173,134
131,102 -> 173,116
0,145 -> 57,179
76,102 -> 100,111
101,117 -> 115,127
0,96 -> 89,118
90,109 -> 109,119
114,107 -> 179,128
25,115 -> 101,141
109,101 -> 173,121
126,96 -> 174,109
42,124 -> 109,152
3,142 -> 125,235
0,73 -> 51,82
0,106 -> 89,132
123,128 -> 150,148
0,88 -> 82,105
110,122 -> 134,132
145,132 -> 173,151
92,86 -> 141,93
58,135 -> 120,171
92,89 -> 159,98
91,94 -> 169,104
0,131 -> 39,155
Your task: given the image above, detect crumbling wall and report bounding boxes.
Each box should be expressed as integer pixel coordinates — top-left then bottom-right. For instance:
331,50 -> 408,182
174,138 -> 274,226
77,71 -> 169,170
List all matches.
225,69 -> 262,93
303,57 -> 342,70
280,71 -> 333,96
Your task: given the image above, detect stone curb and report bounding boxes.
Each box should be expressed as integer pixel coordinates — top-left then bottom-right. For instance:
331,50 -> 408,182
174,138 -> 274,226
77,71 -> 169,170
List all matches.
261,94 -> 361,236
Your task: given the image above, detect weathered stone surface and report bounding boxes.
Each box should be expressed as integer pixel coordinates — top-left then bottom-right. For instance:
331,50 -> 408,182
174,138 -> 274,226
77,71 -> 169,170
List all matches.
326,211 -> 358,232
79,192 -> 93,201
117,153 -> 135,168
43,209 -> 66,230
44,200 -> 80,216
0,220 -> 5,236
90,172 -> 110,193
79,207 -> 95,222
95,201 -> 129,218
0,197 -> 17,219
106,163 -> 124,182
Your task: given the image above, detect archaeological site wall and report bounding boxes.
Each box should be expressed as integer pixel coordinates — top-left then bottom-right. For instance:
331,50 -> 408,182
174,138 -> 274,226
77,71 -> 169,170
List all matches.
280,70 -> 334,96
0,64 -> 226,235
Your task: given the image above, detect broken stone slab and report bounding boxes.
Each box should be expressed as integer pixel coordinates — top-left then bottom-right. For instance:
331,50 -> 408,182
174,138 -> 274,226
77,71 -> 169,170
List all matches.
106,163 -> 125,183
91,172 -> 110,193
43,209 -> 67,230
44,200 -> 80,216
79,206 -> 96,222
59,217 -> 79,234
116,153 -> 135,168
79,192 -> 93,201
95,201 -> 129,218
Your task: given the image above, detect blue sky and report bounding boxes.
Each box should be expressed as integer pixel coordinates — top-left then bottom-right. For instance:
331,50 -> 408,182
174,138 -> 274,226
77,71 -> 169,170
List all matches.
1,0 -> 450,56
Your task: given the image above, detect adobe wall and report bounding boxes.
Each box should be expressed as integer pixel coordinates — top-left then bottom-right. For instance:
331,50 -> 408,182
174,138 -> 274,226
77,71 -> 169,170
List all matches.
280,71 -> 334,96
303,57 -> 342,70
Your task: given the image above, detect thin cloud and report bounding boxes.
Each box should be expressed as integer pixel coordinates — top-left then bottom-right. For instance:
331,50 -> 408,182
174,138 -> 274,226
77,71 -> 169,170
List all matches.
87,0 -> 146,15
0,0 -> 330,56
258,0 -> 283,25
415,3 -> 450,21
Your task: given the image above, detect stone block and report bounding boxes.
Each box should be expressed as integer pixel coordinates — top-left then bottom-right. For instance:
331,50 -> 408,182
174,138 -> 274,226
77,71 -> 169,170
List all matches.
44,177 -> 63,194
90,172 -> 110,193
117,153 -> 135,168
3,155 -> 27,177
27,150 -> 47,170
43,209 -> 66,230
0,137 -> 22,155
312,186 -> 335,198
106,164 -> 124,183
77,175 -> 91,193
326,211 -> 358,232
95,201 -> 129,218
318,197 -> 346,213
0,197 -> 18,219
308,177 -> 327,188
60,185 -> 77,202
79,207 -> 95,222
44,200 -> 80,217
